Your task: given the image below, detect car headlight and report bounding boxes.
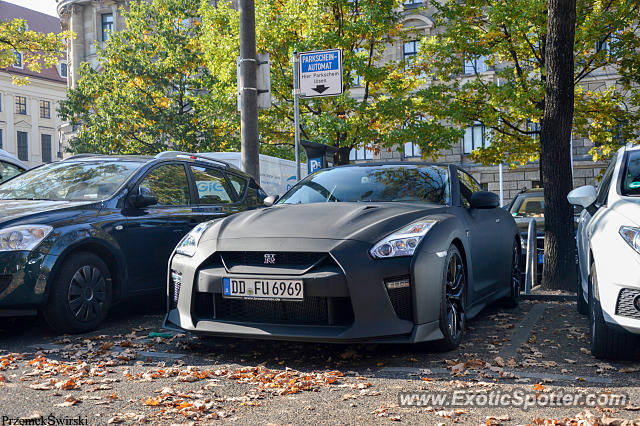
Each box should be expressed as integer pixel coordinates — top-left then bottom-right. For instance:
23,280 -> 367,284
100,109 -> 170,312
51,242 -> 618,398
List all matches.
619,226 -> 640,255
0,225 -> 53,252
370,220 -> 438,259
175,221 -> 212,257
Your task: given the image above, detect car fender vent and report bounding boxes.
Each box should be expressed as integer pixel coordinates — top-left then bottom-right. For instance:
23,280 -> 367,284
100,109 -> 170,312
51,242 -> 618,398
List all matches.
385,276 -> 413,321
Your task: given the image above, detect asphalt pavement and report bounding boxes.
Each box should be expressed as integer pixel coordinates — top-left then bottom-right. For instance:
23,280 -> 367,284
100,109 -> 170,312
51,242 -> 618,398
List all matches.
0,297 -> 639,425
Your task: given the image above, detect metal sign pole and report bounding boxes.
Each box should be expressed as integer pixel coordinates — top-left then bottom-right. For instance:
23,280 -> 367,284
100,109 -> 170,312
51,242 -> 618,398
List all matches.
292,52 -> 301,180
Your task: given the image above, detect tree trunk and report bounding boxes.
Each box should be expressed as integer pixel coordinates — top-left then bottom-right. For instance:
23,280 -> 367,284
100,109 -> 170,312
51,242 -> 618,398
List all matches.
540,0 -> 577,290
334,146 -> 351,166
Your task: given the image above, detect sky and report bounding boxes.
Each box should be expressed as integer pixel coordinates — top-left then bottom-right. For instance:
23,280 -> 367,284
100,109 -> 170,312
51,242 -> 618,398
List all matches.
4,0 -> 59,17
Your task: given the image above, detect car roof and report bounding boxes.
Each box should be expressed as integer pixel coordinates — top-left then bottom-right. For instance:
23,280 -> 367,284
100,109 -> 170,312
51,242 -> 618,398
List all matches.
61,151 -> 246,175
0,149 -> 27,169
626,143 -> 640,152
333,161 -> 446,168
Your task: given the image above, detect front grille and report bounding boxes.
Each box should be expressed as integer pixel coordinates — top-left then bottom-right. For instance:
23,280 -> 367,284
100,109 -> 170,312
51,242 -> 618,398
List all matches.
220,252 -> 326,268
386,277 -> 413,321
615,288 -> 640,319
0,275 -> 11,293
201,294 -> 353,326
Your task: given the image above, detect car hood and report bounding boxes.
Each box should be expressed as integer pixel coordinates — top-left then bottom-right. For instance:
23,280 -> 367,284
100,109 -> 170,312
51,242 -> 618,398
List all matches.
0,199 -> 97,228
207,202 -> 448,244
615,197 -> 640,227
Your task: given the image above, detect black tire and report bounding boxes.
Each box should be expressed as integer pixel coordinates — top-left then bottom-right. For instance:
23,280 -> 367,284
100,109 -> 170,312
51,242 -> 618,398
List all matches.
503,240 -> 521,308
43,252 -> 113,334
576,274 -> 588,315
588,262 -> 638,360
433,245 -> 466,352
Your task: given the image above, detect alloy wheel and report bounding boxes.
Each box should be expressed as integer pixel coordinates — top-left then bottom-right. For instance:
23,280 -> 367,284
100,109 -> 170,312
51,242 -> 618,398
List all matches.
512,243 -> 522,298
445,252 -> 465,340
67,265 -> 107,323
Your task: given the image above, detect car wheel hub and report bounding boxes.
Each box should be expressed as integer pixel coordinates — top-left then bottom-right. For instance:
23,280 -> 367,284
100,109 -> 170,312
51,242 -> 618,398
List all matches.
67,265 -> 106,323
446,253 -> 465,339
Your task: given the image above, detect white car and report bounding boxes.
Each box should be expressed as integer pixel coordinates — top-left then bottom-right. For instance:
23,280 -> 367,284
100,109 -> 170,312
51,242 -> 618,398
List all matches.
568,144 -> 640,359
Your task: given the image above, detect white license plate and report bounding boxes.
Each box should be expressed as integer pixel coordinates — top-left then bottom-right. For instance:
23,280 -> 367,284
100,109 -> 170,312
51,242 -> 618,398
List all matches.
222,277 -> 304,301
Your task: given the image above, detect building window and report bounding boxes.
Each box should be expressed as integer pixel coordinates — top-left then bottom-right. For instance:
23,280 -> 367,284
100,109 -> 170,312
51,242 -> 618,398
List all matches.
0,93 -> 2,112
59,61 -> 68,78
403,0 -> 423,8
463,122 -> 491,154
102,13 -> 114,42
463,56 -> 489,74
17,131 -> 28,161
403,40 -> 419,62
15,96 -> 27,115
596,39 -> 610,53
13,51 -> 23,68
40,100 -> 51,119
349,144 -> 374,161
0,129 -> 3,150
351,47 -> 366,86
403,142 -> 422,158
41,134 -> 52,163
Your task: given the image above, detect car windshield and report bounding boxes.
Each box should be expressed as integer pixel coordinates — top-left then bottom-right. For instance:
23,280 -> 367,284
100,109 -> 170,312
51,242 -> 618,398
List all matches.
0,160 -> 142,201
510,195 -> 545,217
278,165 -> 450,205
622,150 -> 640,196
509,193 -> 583,217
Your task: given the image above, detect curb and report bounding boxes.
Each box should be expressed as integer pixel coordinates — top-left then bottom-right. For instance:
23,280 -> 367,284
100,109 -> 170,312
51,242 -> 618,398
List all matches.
521,293 -> 575,302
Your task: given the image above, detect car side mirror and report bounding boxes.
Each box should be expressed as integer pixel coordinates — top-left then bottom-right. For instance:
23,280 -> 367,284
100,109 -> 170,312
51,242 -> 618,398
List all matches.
263,194 -> 279,207
470,191 -> 500,209
130,186 -> 158,208
568,185 -> 597,214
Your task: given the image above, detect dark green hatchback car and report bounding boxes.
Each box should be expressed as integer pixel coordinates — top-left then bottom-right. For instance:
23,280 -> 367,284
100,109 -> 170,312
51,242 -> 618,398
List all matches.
0,152 -> 266,333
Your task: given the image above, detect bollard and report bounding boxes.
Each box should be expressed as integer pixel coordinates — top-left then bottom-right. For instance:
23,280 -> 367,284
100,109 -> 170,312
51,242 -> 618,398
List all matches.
524,218 -> 537,293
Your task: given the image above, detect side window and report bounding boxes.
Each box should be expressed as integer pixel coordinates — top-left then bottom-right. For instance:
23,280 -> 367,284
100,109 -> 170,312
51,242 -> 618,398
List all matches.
139,164 -> 190,206
596,155 -> 617,207
190,166 -> 235,204
225,173 -> 248,199
457,170 -> 480,208
0,161 -> 23,183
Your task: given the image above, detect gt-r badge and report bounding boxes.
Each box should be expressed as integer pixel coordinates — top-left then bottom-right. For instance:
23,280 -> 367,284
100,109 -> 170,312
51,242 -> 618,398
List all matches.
264,254 -> 276,264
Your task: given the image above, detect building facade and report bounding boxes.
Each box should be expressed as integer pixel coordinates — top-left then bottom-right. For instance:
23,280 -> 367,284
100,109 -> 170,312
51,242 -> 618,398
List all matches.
0,1 -> 68,168
56,0 -> 610,202
348,0 -> 612,204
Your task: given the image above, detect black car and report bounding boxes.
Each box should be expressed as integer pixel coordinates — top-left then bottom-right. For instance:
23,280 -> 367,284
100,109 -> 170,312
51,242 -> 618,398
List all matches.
0,152 -> 266,333
165,163 -> 521,350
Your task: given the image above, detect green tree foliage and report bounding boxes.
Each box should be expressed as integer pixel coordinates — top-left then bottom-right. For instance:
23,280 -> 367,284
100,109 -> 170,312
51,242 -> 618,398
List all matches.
0,18 -> 71,85
202,0 -> 450,163
59,0 -> 238,155
414,0 -> 640,165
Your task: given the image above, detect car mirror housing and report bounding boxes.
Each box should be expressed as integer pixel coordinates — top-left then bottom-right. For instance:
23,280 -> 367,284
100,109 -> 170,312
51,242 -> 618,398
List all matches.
130,186 -> 158,208
567,185 -> 597,209
264,194 -> 279,207
470,191 -> 500,209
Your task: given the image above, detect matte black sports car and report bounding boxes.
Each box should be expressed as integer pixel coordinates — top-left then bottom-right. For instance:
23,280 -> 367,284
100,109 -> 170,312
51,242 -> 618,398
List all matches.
164,163 -> 521,350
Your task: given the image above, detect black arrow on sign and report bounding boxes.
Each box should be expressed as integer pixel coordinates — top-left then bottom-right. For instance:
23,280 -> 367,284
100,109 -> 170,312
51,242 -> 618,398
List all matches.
312,84 -> 330,94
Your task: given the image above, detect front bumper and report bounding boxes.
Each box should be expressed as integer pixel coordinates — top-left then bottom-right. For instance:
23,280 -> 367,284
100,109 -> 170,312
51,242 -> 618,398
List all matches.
164,238 -> 446,343
0,250 -> 54,314
594,241 -> 640,334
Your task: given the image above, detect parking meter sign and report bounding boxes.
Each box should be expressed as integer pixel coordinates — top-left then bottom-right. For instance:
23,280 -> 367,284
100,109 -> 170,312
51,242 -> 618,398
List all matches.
298,49 -> 343,98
